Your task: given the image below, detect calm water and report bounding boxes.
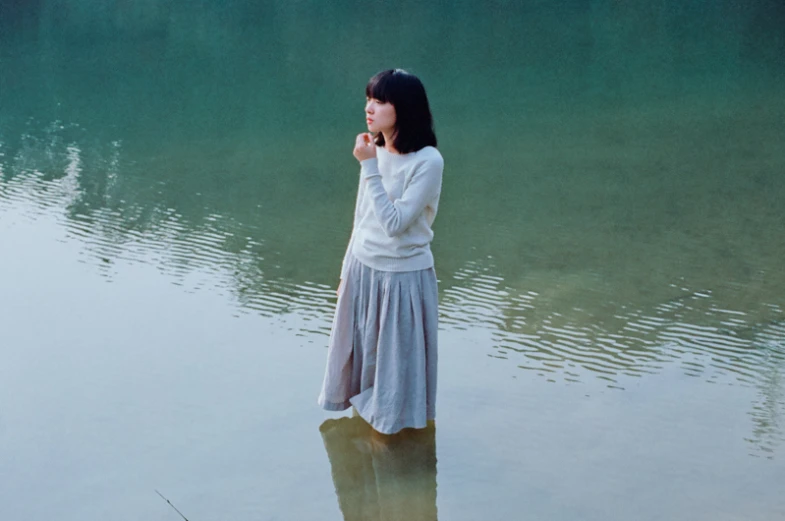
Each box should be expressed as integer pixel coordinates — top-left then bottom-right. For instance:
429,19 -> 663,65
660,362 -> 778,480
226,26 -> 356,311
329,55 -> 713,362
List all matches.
1,1 -> 784,520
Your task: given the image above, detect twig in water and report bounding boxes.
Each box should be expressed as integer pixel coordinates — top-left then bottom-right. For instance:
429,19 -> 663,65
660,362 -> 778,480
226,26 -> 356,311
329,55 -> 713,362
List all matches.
155,489 -> 191,521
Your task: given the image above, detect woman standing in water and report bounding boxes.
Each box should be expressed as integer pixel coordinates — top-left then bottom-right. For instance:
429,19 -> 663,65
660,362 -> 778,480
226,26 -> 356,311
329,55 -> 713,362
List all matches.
318,69 -> 443,435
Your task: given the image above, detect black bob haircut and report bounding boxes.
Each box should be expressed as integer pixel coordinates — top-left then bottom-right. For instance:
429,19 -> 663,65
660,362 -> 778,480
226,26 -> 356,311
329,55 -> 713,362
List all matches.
365,69 -> 437,154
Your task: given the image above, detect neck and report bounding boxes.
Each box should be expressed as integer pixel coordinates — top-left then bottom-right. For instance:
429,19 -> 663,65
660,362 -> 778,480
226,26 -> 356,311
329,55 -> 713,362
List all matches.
382,130 -> 398,154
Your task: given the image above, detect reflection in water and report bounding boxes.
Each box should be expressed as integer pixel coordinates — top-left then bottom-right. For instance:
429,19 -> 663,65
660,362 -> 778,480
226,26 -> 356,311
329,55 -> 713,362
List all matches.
320,416 -> 437,521
746,321 -> 785,458
1,0 -> 785,459
2,119 -> 785,457
2,4 -> 785,521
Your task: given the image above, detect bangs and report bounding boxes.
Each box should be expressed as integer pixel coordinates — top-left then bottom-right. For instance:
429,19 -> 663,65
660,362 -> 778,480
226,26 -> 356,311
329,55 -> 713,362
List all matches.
365,70 -> 396,103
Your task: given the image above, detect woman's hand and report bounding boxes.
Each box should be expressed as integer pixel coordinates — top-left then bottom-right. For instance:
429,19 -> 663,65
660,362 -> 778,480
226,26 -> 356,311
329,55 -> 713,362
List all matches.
353,133 -> 376,162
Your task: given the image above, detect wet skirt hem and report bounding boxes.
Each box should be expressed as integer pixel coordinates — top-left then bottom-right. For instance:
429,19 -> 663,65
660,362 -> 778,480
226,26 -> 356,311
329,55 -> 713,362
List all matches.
318,253 -> 438,435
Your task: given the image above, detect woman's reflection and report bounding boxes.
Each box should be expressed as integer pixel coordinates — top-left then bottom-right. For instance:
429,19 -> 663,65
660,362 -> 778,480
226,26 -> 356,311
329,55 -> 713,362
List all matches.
319,414 -> 438,521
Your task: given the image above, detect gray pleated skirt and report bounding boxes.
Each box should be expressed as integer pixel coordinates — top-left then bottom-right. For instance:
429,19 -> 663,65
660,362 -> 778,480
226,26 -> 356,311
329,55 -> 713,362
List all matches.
318,253 -> 438,435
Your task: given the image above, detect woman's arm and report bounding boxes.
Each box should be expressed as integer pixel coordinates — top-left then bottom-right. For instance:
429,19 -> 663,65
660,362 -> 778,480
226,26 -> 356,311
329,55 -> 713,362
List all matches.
359,156 -> 443,237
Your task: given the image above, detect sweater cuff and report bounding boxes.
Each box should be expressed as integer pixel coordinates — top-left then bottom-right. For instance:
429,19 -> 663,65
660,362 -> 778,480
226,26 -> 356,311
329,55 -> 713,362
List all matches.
360,158 -> 381,179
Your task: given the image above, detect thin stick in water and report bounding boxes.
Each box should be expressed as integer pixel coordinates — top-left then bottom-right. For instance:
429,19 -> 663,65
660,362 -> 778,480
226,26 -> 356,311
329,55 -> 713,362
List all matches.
155,489 -> 191,521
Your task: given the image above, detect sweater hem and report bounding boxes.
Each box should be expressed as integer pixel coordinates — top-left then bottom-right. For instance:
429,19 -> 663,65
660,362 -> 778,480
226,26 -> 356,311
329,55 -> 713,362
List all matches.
351,248 -> 434,273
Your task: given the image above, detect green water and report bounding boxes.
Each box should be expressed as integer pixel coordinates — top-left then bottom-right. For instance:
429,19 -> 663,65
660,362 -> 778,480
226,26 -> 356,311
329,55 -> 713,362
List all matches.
1,1 -> 784,520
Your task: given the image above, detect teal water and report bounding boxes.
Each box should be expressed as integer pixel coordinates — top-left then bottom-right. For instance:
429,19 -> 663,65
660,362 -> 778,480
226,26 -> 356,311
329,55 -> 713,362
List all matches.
1,2 -> 784,520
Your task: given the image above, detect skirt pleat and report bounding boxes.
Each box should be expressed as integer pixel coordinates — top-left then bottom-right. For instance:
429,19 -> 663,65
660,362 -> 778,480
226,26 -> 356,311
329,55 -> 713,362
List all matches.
318,254 -> 438,435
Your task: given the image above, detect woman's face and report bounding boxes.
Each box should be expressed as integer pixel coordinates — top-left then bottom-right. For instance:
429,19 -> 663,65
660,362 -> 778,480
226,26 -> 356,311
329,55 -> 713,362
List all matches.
365,97 -> 396,135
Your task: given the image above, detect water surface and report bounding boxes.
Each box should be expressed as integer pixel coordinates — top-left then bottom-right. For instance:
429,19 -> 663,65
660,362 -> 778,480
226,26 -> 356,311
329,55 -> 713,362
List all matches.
1,1 -> 784,520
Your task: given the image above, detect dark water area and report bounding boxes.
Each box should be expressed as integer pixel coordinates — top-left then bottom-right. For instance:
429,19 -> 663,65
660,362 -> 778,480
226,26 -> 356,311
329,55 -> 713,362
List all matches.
1,1 -> 784,520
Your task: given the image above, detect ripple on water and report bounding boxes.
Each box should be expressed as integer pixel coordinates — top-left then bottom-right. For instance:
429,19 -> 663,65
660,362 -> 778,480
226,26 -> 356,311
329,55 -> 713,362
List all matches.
3,149 -> 784,391
439,259 -> 785,399
2,129 -> 784,458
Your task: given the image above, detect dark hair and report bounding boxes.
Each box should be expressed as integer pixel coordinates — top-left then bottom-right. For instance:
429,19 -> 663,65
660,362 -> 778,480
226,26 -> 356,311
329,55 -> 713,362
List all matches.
365,69 -> 437,154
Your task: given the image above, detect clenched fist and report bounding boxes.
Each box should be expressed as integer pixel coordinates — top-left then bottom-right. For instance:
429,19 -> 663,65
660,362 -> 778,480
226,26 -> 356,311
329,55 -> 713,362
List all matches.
353,133 -> 377,162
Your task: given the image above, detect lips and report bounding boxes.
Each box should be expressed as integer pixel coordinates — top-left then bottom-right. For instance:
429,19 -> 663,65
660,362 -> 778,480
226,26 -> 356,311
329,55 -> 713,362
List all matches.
366,118 -> 374,124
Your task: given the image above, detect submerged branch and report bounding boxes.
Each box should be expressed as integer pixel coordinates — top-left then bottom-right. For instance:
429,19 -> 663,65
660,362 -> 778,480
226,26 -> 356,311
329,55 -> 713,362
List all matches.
155,490 -> 191,521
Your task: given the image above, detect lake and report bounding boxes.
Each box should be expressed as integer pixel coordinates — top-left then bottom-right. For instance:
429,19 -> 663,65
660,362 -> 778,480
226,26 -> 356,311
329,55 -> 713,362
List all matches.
1,1 -> 784,520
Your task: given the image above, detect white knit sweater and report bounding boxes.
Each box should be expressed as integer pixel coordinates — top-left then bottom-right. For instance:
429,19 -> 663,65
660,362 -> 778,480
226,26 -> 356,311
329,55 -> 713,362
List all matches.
341,145 -> 444,277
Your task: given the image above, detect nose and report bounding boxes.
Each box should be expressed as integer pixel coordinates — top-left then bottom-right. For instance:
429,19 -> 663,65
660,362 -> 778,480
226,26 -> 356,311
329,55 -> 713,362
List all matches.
365,101 -> 374,114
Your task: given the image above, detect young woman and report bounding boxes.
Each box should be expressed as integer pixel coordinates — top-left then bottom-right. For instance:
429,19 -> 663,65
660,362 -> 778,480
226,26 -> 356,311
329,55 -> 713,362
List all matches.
318,69 -> 444,435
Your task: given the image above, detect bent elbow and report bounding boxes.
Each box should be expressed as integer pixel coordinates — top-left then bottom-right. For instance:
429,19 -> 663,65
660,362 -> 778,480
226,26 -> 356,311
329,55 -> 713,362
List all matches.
382,218 -> 405,237
382,224 -> 403,237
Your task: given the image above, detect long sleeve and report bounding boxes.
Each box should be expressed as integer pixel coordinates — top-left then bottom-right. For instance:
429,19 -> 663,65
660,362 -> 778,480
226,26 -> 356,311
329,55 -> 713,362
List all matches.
360,156 -> 443,238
